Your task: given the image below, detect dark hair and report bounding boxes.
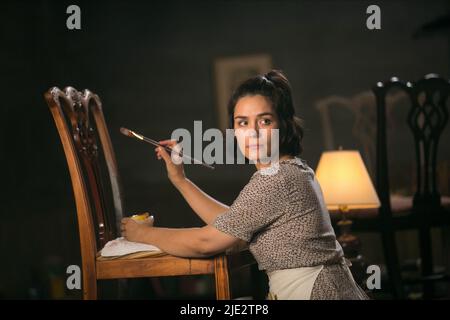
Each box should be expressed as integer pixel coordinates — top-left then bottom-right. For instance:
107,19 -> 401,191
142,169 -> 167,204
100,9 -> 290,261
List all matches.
227,69 -> 304,156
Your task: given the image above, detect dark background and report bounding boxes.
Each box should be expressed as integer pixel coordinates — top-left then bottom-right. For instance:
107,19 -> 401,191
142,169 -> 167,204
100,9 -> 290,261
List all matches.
0,0 -> 449,298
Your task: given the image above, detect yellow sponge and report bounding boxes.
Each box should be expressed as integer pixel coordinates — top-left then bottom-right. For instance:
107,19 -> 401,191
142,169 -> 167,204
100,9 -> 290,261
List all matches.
131,212 -> 150,221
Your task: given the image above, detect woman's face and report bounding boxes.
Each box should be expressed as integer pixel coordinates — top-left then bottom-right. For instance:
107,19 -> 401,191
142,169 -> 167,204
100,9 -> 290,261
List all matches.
233,94 -> 280,162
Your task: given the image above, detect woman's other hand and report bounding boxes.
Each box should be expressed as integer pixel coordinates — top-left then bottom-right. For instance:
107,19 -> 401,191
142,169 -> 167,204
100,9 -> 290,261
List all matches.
121,217 -> 152,243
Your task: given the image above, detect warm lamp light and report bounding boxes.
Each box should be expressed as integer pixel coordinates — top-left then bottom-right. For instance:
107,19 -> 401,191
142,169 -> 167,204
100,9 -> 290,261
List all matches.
316,148 -> 380,257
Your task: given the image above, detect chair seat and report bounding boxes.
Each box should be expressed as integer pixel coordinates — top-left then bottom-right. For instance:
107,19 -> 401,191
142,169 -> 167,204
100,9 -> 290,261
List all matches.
329,194 -> 450,220
390,194 -> 450,214
96,253 -> 215,279
96,248 -> 256,280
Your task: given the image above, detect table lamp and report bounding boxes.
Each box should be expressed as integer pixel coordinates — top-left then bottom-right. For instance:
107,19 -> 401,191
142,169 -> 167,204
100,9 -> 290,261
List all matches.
315,148 -> 380,258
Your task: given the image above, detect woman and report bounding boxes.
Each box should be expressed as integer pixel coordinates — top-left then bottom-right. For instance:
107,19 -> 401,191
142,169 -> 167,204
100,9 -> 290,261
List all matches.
121,70 -> 369,300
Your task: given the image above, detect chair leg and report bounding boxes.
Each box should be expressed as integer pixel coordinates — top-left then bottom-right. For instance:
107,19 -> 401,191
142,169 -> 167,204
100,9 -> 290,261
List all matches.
83,270 -> 98,300
214,255 -> 231,300
381,228 -> 405,299
419,226 -> 434,299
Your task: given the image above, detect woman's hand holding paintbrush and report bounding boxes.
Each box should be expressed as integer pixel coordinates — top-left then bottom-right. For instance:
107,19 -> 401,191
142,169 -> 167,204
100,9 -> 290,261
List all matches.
155,139 -> 187,185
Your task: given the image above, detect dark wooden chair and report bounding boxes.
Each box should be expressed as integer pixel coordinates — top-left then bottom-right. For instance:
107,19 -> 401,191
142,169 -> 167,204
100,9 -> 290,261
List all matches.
339,74 -> 450,299
374,74 -> 450,299
44,86 -> 257,300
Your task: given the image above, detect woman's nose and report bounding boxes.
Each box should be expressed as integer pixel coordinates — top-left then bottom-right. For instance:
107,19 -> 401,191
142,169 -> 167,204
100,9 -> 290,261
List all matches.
248,122 -> 260,136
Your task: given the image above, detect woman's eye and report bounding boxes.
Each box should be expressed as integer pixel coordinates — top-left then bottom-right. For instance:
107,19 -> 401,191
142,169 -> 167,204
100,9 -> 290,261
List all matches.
237,120 -> 247,126
260,119 -> 272,125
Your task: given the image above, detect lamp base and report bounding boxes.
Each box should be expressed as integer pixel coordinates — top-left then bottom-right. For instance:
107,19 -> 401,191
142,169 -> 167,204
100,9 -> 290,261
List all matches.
337,219 -> 361,258
336,218 -> 368,288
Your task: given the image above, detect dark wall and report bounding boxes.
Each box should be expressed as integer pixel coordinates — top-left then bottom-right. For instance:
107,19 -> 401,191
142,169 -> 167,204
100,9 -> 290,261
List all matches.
0,0 -> 449,298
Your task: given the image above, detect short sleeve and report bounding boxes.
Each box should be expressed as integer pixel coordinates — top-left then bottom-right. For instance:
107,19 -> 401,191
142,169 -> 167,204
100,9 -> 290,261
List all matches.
212,172 -> 289,242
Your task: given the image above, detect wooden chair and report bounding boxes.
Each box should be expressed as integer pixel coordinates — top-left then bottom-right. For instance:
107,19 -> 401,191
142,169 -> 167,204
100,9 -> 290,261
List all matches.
370,74 -> 450,299
44,86 -> 257,300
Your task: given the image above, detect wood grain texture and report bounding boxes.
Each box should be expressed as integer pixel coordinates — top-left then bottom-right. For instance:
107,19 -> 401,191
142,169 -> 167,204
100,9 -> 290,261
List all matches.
214,255 -> 231,300
97,254 -> 215,279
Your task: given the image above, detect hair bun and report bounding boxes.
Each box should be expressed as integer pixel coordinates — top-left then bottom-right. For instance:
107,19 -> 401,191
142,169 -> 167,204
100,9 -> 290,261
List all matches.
265,70 -> 288,82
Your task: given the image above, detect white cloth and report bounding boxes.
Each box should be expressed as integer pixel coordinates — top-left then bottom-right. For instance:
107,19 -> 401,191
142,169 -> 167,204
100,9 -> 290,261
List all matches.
266,265 -> 324,299
100,237 -> 161,257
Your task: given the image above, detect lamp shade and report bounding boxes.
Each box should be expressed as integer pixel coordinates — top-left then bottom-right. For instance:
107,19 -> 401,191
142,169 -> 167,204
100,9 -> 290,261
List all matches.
315,150 -> 380,210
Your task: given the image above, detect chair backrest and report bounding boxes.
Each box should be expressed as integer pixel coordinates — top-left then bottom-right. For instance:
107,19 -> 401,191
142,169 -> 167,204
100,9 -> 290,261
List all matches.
315,90 -> 408,180
373,74 -> 450,216
44,87 -> 124,268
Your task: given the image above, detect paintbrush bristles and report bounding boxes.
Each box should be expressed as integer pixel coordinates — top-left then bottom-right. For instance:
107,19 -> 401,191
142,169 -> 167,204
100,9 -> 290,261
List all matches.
120,127 -> 133,137
120,127 -> 143,140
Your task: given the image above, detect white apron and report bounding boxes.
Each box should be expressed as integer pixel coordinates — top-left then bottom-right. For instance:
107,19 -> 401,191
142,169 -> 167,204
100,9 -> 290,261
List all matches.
266,265 -> 324,300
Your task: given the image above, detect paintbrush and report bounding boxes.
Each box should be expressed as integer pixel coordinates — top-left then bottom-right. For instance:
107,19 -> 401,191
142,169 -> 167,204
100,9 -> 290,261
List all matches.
120,127 -> 215,170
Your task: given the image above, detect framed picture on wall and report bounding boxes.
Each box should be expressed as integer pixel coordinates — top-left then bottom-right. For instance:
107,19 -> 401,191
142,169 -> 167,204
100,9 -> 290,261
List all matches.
213,54 -> 272,132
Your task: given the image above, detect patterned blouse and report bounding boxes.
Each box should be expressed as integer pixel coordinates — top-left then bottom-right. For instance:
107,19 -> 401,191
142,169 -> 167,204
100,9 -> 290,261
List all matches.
212,157 -> 344,272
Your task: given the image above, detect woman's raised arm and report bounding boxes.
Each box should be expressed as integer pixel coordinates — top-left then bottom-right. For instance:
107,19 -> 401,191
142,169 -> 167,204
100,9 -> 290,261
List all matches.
155,140 -> 229,225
